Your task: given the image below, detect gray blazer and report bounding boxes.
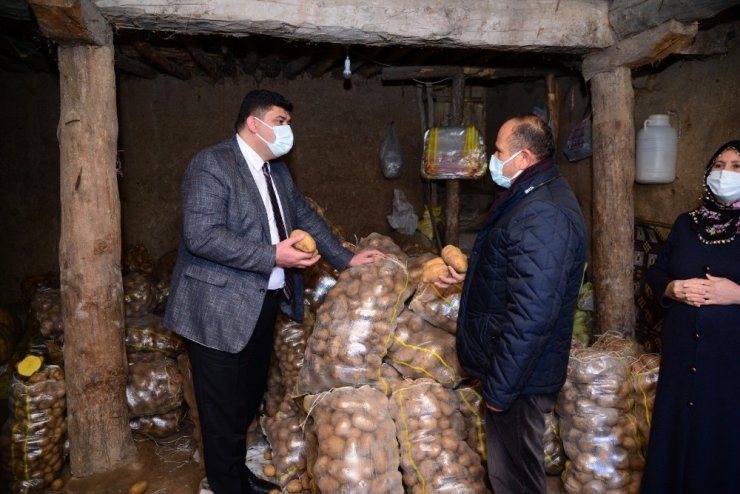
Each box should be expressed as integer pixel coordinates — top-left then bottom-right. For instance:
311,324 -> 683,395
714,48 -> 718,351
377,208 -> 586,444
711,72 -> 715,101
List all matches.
163,136 -> 353,352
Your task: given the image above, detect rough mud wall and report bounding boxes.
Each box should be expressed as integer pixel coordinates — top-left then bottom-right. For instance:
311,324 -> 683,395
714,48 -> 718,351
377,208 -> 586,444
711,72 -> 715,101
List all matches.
633,36 -> 740,226
0,71 -> 425,305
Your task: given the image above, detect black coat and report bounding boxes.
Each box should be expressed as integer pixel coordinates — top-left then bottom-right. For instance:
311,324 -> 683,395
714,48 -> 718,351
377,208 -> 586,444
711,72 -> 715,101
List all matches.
456,164 -> 586,410
641,213 -> 740,493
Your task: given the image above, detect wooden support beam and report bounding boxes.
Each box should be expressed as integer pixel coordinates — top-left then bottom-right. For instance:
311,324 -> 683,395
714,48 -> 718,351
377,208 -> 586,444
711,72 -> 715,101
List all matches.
590,66 -> 636,339
677,21 -> 738,56
28,0 -> 111,46
58,39 -> 136,477
114,50 -> 157,79
582,20 -> 698,81
134,41 -> 190,80
187,43 -> 223,82
546,74 -> 559,143
445,73 -> 465,247
382,66 -> 557,81
609,0 -> 738,39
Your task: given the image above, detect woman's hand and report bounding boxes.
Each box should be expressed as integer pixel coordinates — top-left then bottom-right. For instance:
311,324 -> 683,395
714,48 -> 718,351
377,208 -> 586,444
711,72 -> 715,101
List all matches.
669,275 -> 740,306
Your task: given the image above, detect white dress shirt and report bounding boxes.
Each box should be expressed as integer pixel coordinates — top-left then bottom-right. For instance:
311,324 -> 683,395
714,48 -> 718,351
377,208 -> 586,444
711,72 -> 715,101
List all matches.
236,133 -> 286,290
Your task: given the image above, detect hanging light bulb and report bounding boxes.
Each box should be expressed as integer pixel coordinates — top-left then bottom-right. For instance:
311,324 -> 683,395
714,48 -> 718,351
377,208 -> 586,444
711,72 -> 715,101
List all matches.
343,55 -> 352,79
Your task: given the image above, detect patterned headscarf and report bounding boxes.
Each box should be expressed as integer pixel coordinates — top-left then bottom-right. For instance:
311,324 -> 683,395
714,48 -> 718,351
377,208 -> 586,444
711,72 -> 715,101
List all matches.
689,140 -> 740,244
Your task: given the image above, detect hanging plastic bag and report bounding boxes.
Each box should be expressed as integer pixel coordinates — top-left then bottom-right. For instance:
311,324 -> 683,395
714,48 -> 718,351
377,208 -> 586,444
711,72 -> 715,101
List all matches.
379,121 -> 403,179
386,189 -> 418,235
564,116 -> 592,162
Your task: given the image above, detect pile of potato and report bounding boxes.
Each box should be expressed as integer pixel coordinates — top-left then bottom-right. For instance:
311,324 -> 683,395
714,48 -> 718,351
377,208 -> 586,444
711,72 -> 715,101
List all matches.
379,362 -> 408,397
556,346 -> 643,494
386,310 -> 465,388
389,380 -> 488,493
303,259 -> 340,311
630,353 -> 660,452
129,406 -> 185,438
123,272 -> 158,318
126,352 -> 184,422
0,364 -> 66,494
298,251 -> 412,394
543,411 -> 565,475
273,311 -> 314,394
456,386 -> 486,464
303,386 -> 403,493
123,243 -> 155,276
125,314 -> 185,358
405,252 -> 438,287
356,232 -> 408,261
28,288 -> 64,341
261,396 -> 308,491
408,283 -> 461,334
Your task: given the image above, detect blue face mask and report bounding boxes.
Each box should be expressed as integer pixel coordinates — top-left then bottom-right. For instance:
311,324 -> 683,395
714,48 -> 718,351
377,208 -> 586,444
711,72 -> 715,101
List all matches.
489,150 -> 522,188
255,117 -> 294,158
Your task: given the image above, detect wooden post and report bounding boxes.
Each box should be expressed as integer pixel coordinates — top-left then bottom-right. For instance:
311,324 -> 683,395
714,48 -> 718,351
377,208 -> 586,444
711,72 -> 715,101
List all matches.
445,73 -> 465,246
30,0 -> 137,476
589,67 -> 635,338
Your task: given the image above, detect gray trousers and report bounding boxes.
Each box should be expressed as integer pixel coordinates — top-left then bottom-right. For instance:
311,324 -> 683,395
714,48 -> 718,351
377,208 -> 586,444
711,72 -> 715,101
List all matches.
485,392 -> 558,494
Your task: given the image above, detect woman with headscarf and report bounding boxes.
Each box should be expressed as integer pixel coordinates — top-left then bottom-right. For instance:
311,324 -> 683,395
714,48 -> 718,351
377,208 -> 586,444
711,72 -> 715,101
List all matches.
641,141 -> 740,494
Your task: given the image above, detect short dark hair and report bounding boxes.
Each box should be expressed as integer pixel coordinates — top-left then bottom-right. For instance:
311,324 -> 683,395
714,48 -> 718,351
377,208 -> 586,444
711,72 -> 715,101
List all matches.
235,90 -> 293,131
508,114 -> 555,161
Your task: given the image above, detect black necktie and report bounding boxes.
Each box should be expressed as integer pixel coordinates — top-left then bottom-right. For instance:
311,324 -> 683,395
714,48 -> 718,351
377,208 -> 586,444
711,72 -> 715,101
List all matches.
262,162 -> 293,301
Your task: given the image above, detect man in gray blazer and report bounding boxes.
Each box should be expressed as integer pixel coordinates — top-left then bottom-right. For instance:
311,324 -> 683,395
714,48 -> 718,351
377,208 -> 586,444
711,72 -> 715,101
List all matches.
164,89 -> 379,494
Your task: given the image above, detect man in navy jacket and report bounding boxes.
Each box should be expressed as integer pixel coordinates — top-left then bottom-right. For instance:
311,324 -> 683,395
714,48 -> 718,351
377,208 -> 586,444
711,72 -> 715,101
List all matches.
441,115 -> 586,494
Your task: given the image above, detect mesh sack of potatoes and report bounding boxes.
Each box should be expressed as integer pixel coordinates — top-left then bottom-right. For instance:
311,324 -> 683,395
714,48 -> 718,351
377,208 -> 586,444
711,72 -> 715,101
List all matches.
408,282 -> 461,335
126,352 -> 184,417
264,355 -> 286,418
28,288 -> 64,342
20,273 -> 59,305
630,353 -> 660,453
456,385 -> 487,465
297,254 -> 412,395
556,347 -> 643,494
129,406 -> 185,438
386,310 -> 465,388
123,272 -> 158,318
152,249 -> 178,314
304,258 -> 341,311
303,385 -> 404,493
356,232 -> 408,261
123,243 -> 155,276
273,309 -> 315,394
125,314 -> 185,358
378,362 -> 409,397
0,364 -> 67,494
260,395 -> 308,491
543,410 -> 565,475
390,380 -> 488,493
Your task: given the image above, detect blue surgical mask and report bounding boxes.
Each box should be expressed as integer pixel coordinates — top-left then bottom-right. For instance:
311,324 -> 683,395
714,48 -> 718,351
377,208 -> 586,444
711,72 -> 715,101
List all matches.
489,150 -> 522,188
255,117 -> 294,158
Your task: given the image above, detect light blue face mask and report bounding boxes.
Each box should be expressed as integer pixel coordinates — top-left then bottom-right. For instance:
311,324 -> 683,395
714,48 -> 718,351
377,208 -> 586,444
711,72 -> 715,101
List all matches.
255,117 -> 294,158
489,150 -> 522,188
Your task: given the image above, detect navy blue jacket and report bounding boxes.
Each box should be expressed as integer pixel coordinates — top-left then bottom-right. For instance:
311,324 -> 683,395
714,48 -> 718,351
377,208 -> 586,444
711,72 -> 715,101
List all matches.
456,162 -> 586,410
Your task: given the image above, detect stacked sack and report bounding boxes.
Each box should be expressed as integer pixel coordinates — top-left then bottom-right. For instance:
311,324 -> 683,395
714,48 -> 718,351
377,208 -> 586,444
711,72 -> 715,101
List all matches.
556,333 -> 643,494
0,356 -> 67,493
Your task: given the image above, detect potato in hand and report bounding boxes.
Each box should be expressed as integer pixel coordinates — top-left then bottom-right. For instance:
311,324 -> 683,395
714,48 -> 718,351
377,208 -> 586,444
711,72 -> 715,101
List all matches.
290,229 -> 317,254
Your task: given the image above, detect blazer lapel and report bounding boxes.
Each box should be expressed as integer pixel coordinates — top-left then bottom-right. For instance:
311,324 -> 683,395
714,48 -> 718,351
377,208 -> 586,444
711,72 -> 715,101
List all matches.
229,137 -> 272,239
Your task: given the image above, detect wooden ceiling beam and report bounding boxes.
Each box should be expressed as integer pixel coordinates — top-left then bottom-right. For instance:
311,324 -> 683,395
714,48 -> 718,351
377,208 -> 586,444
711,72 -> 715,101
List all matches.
134,40 -> 190,80
381,65 -> 558,81
186,43 -> 223,81
582,20 -> 698,81
28,0 -> 111,46
114,49 -> 157,78
609,0 -> 738,39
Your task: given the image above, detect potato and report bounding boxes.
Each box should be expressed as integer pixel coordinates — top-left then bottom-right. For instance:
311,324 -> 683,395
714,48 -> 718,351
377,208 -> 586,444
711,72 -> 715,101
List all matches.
441,244 -> 468,273
262,463 -> 276,477
422,257 -> 449,283
290,229 -> 317,254
128,480 -> 148,494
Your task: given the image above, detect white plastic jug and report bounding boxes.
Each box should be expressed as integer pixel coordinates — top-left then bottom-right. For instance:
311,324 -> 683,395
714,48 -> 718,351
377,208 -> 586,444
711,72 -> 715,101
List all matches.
636,114 -> 677,184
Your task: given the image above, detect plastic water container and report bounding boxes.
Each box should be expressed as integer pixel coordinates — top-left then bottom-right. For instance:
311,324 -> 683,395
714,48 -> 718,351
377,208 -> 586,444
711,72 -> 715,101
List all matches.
636,114 -> 677,184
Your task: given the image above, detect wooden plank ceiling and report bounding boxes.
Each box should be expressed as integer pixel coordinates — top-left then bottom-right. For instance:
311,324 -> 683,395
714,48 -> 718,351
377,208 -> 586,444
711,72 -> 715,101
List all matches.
1,1 -> 738,82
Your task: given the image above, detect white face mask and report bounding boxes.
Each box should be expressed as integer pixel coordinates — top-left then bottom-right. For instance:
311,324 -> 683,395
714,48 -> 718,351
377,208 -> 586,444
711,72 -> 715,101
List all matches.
255,117 -> 294,158
707,170 -> 740,205
488,150 -> 523,188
